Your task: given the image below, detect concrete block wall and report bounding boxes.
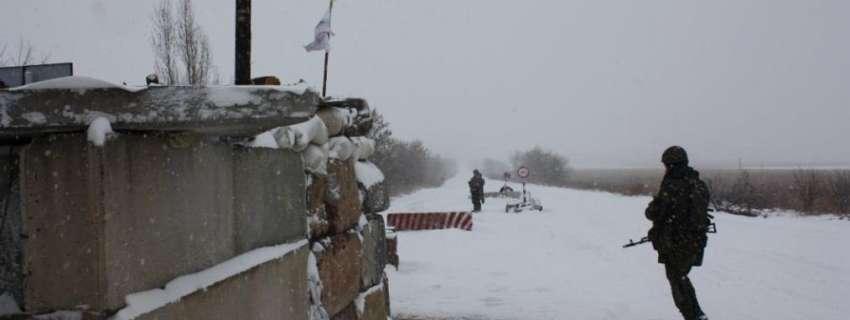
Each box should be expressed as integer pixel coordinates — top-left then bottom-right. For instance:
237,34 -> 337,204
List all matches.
137,246 -> 310,320
0,86 -> 391,320
10,132 -> 308,318
0,146 -> 22,306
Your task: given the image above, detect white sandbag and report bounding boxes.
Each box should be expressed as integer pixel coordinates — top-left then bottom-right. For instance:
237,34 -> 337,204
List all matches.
302,144 -> 329,175
316,107 -> 355,137
251,129 -> 280,149
350,137 -> 376,160
328,136 -> 356,160
354,161 -> 385,188
274,116 -> 328,151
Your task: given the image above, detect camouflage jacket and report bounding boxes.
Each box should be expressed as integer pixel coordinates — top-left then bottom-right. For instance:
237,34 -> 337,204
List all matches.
469,176 -> 485,198
645,166 -> 710,265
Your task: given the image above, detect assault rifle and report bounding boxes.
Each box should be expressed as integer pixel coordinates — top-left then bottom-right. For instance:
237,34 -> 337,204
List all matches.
622,222 -> 717,249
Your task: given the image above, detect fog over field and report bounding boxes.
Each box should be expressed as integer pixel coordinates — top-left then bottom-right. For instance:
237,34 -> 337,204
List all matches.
2,0 -> 848,168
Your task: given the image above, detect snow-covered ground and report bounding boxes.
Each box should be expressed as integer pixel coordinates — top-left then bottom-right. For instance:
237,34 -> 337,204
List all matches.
383,173 -> 850,320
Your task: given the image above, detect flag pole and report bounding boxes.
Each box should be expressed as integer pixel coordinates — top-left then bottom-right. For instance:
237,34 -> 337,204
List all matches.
322,0 -> 334,98
322,52 -> 329,97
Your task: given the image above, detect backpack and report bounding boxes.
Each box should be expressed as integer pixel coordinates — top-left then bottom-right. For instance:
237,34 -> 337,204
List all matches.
684,176 -> 714,245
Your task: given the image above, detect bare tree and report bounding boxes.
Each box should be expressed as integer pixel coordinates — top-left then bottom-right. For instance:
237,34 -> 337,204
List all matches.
829,170 -> 850,214
0,38 -> 50,67
151,0 -> 179,84
0,43 -> 10,66
176,0 -> 213,85
510,146 -> 572,186
792,169 -> 821,213
149,0 -> 215,85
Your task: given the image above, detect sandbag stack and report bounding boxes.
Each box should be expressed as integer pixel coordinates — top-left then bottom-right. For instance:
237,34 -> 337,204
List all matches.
258,98 -> 390,320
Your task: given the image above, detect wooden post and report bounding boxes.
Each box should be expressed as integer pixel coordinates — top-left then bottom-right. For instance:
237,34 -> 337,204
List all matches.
235,0 -> 252,85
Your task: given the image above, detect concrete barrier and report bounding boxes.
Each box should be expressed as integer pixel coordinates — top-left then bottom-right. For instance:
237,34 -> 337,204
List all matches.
0,84 -> 391,320
307,174 -> 331,240
361,182 -> 390,214
137,246 -> 309,320
0,146 -> 22,306
20,133 -> 306,313
360,215 -> 388,290
233,146 -> 307,252
324,160 -> 361,235
315,233 -> 363,317
386,234 -> 399,269
356,285 -> 389,320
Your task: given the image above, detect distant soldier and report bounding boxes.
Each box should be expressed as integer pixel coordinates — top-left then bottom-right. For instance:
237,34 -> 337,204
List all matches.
468,169 -> 485,212
645,146 -> 711,320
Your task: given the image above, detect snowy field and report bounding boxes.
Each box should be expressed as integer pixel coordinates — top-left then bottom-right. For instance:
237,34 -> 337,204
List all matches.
383,173 -> 850,320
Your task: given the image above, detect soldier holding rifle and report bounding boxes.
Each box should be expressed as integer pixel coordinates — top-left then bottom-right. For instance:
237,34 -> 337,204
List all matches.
639,146 -> 713,320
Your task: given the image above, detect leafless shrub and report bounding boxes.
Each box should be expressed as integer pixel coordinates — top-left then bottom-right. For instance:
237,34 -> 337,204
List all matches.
569,168 -> 847,216
707,170 -> 761,216
829,170 -> 850,214
368,110 -> 456,196
706,175 -> 731,211
792,169 -> 821,213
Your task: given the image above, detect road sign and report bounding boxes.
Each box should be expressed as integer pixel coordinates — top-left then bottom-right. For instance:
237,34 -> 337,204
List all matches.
517,166 -> 529,179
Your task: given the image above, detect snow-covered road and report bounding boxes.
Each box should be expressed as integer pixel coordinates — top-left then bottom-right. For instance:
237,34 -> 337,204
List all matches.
383,173 -> 850,320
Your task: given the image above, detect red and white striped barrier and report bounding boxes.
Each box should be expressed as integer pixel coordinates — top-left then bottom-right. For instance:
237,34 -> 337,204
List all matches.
386,212 -> 473,231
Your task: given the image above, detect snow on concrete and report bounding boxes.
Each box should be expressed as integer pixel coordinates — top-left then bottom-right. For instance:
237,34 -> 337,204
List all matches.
111,239 -> 308,320
33,311 -> 82,320
10,76 -> 141,93
86,116 -> 113,146
1,78 -> 318,131
205,84 -> 311,107
21,112 -> 47,125
0,292 -> 21,316
354,161 -> 385,189
384,172 -> 850,320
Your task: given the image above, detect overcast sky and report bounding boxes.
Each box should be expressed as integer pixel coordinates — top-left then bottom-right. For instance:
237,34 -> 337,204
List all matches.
2,0 -> 848,168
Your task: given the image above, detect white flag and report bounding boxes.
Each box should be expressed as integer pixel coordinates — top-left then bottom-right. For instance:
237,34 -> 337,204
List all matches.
305,8 -> 333,52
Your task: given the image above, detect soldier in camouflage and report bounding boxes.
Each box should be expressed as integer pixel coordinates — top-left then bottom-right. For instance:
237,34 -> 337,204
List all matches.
469,169 -> 485,212
645,146 -> 711,320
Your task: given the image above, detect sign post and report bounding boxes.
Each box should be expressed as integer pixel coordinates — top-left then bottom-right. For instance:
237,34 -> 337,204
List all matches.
517,166 -> 530,204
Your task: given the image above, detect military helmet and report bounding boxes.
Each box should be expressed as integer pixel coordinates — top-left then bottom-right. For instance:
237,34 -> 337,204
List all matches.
661,146 -> 688,166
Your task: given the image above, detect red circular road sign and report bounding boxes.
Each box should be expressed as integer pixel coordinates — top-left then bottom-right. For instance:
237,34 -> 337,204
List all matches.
517,166 -> 530,179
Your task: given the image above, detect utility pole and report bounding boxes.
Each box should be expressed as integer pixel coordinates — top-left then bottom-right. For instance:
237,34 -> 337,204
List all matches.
235,0 -> 252,85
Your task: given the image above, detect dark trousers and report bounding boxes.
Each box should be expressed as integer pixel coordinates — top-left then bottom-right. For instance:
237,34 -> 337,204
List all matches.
471,197 -> 482,212
665,260 -> 704,320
